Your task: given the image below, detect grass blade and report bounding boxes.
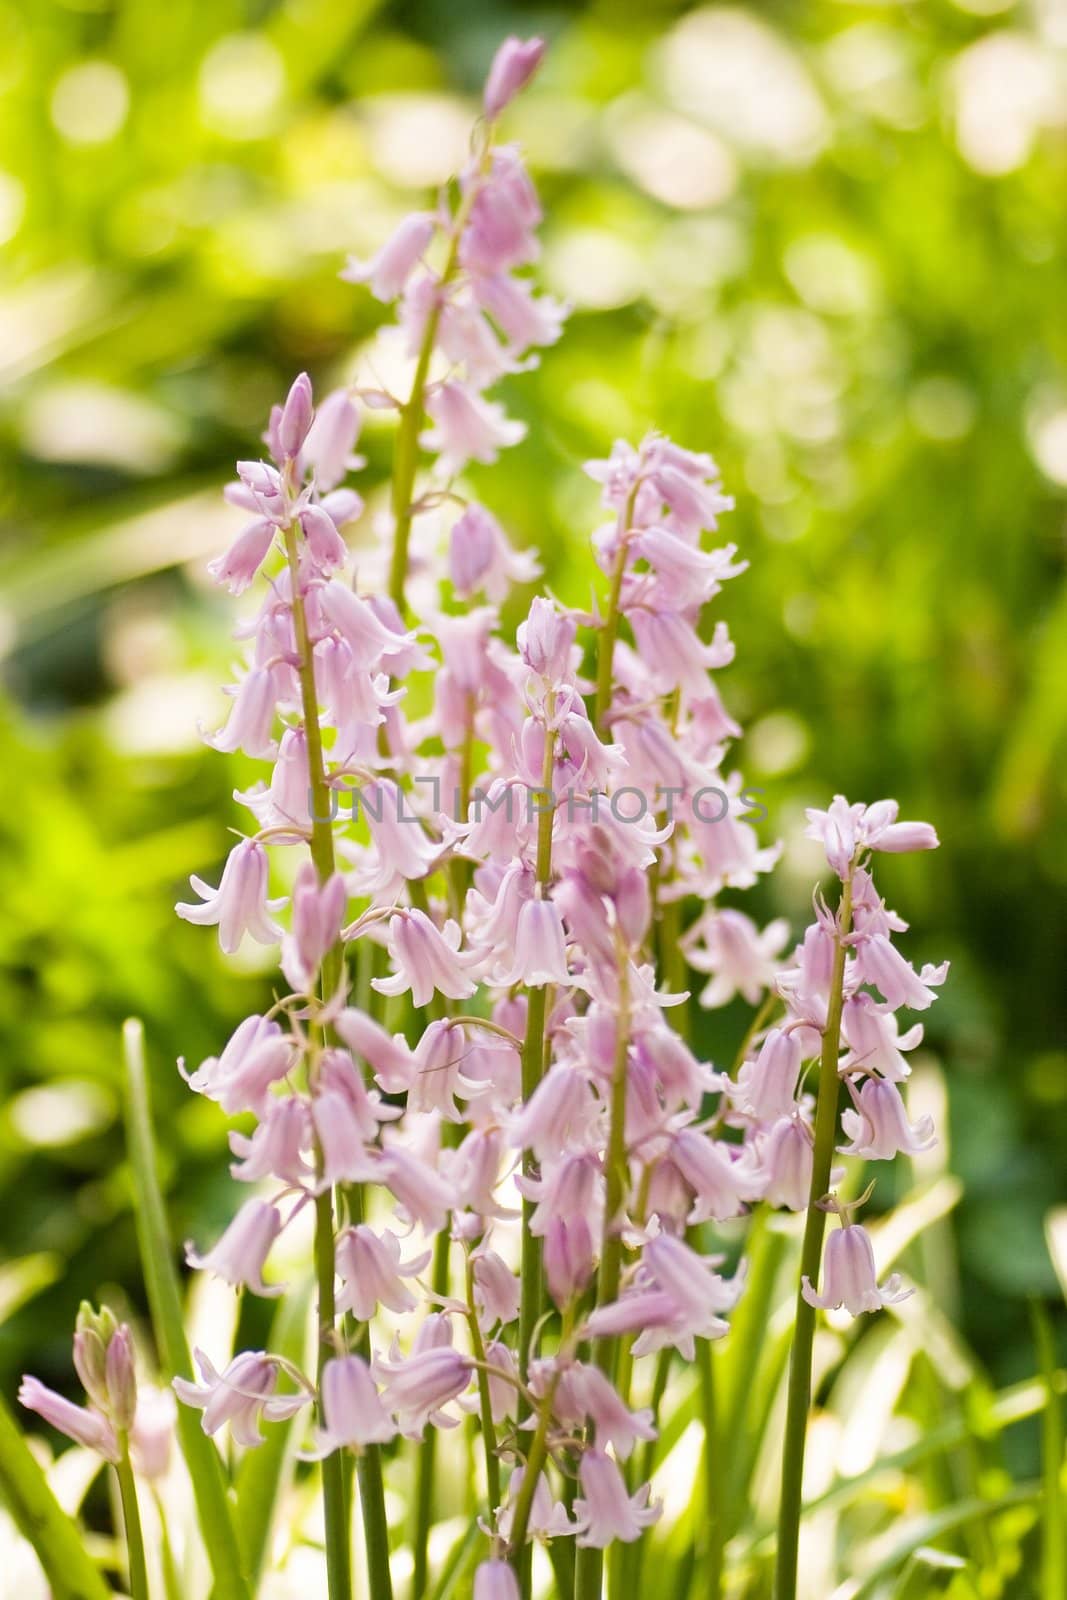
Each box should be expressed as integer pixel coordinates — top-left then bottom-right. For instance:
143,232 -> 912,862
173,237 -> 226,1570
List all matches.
1032,1300 -> 1066,1600
122,1018 -> 251,1600
0,1392 -> 112,1600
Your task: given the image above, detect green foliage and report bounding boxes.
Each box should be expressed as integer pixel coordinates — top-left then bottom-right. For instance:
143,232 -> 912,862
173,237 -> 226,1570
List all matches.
0,0 -> 1064,1594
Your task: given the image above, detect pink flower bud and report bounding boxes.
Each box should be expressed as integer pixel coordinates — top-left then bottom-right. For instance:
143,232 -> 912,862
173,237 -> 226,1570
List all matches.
519,597 -> 576,682
483,35 -> 546,119
106,1325 -> 138,1431
278,371 -> 314,458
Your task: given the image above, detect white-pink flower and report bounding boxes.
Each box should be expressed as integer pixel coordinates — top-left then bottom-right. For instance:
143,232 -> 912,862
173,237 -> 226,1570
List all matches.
176,838 -> 286,954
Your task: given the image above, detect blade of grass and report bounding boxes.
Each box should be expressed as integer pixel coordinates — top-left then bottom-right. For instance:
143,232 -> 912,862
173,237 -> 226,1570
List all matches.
1031,1300 -> 1066,1600
890,1548 -> 968,1600
0,1393 -> 112,1600
122,1018 -> 251,1600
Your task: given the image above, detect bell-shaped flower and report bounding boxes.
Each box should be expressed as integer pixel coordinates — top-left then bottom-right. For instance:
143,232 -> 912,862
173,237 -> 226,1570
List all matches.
543,1214 -> 595,1310
174,1349 -> 309,1447
758,1116 -> 813,1212
856,935 -> 949,1013
564,1364 -> 656,1460
342,213 -> 436,302
471,1248 -> 520,1328
303,1356 -> 396,1457
19,1376 -> 120,1463
802,1223 -> 912,1316
475,1561 -> 521,1600
372,909 -> 480,1009
573,1450 -> 660,1548
840,1077 -> 936,1160
493,896 -> 570,987
208,518 -> 277,595
301,388 -> 362,492
684,907 -> 789,1008
840,994 -> 923,1082
669,1128 -> 763,1223
229,1096 -> 313,1186
336,1225 -> 430,1320
186,1199 -> 285,1297
206,666 -> 279,759
373,1346 -> 473,1439
731,1029 -> 802,1125
450,503 -> 541,601
181,1012 -> 294,1118
176,838 -> 286,955
420,381 -> 526,472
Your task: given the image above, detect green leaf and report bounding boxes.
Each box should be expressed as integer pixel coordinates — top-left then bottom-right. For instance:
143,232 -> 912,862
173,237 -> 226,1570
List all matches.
122,1018 -> 251,1600
848,1488 -> 1039,1600
0,1393 -> 112,1600
234,1276 -> 312,1587
0,1252 -> 60,1324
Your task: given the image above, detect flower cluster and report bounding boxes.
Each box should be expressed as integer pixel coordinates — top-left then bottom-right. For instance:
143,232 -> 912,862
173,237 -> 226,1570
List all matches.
17,34 -> 947,1600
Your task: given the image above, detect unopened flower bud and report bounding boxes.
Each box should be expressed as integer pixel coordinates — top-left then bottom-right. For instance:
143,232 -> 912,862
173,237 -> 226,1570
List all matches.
278,371 -> 315,458
105,1324 -> 138,1432
72,1328 -> 110,1412
483,36 -> 545,120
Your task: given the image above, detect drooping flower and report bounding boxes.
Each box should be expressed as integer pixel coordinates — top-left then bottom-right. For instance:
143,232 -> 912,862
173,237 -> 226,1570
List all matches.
174,1349 -> 310,1446
802,1223 -> 912,1317
176,838 -> 286,954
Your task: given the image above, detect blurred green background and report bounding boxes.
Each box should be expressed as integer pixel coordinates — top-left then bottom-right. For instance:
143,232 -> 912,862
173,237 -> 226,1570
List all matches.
0,0 -> 1065,1411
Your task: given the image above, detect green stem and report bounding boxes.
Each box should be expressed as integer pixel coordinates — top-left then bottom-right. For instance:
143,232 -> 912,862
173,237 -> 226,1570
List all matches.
576,952 -> 632,1600
593,539 -> 629,738
508,1380 -> 559,1561
412,1230 -> 452,1598
466,1257 -> 502,1518
388,135 -> 492,614
697,1340 -> 724,1600
518,705 -> 558,1386
122,1020 -> 250,1600
284,520 -> 355,1600
774,869 -> 854,1600
316,1192 -> 353,1600
115,1440 -> 150,1600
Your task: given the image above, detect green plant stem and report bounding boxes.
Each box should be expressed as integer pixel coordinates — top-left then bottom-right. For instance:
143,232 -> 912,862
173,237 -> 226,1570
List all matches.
122,1020 -> 251,1600
388,135 -> 491,614
315,1190 -> 353,1600
412,1230 -> 452,1599
575,951 -> 632,1600
508,1379 -> 560,1561
518,704 -> 558,1386
466,1257 -> 502,1517
593,537 -> 629,737
697,1340 -> 724,1600
283,520 -> 358,1600
115,1439 -> 150,1600
774,869 -> 854,1600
